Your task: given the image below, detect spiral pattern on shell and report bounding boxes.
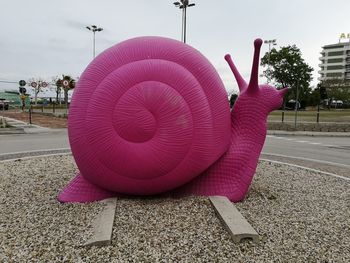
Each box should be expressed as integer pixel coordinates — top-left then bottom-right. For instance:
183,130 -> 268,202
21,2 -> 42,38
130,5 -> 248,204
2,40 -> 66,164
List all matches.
68,36 -> 231,195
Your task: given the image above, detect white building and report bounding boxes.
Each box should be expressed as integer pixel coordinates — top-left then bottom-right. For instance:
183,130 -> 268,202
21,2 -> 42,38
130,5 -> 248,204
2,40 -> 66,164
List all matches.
319,40 -> 350,81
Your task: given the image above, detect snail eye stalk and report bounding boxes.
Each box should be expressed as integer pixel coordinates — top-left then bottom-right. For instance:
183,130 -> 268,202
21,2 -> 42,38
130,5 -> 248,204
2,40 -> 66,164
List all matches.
224,54 -> 247,93
247,38 -> 263,93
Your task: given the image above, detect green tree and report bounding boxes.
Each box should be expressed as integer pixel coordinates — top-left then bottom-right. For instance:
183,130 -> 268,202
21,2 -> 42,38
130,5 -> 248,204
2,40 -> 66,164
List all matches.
261,45 -> 313,107
320,78 -> 350,108
305,86 -> 320,107
57,75 -> 75,109
229,93 -> 238,108
53,76 -> 62,104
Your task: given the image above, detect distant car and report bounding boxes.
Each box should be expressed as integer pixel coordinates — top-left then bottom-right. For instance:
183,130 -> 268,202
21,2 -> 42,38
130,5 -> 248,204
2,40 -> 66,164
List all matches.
285,99 -> 301,110
0,99 -> 9,110
330,100 -> 343,108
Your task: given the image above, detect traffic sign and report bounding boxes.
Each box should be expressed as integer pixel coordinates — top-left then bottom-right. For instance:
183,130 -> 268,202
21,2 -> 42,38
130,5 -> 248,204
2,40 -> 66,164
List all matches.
42,82 -> 48,88
19,87 -> 27,94
31,82 -> 37,88
62,80 -> 69,87
19,80 -> 26,86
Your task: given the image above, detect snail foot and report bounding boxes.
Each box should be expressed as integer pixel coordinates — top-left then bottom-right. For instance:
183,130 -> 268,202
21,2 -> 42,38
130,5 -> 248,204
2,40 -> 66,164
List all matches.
58,173 -> 117,203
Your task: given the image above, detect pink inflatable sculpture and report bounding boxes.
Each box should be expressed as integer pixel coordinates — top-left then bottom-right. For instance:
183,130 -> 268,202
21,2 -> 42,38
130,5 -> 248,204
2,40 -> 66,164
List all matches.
58,37 -> 287,203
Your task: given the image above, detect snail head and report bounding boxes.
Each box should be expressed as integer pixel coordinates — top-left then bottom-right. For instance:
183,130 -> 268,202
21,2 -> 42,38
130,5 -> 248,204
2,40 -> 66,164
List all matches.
224,39 -> 288,113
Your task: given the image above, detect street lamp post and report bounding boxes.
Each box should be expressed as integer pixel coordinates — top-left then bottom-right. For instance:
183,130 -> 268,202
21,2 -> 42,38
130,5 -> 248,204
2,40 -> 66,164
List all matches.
173,0 -> 195,43
294,78 -> 299,129
317,83 -> 321,123
86,25 -> 103,59
263,39 -> 277,84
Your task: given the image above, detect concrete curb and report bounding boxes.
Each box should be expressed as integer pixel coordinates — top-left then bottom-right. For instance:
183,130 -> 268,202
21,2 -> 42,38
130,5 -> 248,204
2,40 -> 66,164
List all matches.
0,127 -> 25,134
0,127 -> 52,135
268,121 -> 350,133
0,148 -> 71,162
267,130 -> 350,137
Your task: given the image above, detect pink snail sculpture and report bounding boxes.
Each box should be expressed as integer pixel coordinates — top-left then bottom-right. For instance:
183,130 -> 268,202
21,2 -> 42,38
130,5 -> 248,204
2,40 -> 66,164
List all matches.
58,36 -> 288,203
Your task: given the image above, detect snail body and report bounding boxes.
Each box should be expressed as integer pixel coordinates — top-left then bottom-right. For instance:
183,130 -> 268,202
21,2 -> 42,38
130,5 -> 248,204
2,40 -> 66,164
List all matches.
58,37 -> 287,203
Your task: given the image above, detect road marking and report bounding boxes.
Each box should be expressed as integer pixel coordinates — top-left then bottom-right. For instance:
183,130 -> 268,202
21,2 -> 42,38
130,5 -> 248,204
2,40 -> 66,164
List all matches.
262,152 -> 350,168
260,158 -> 350,181
267,135 -> 339,148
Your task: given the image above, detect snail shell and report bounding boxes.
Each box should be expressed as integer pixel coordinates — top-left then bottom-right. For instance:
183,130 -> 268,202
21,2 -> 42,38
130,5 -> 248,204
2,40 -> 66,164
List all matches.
68,36 -> 231,195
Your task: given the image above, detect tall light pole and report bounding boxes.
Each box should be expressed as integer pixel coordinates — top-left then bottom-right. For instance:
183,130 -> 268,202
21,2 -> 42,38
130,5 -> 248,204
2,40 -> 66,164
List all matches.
173,0 -> 195,43
263,39 -> 277,84
294,77 -> 299,129
291,62 -> 300,129
86,25 -> 103,59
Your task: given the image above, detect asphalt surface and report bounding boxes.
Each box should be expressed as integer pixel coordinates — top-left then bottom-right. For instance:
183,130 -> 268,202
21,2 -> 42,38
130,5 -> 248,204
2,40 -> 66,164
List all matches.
1,129 -> 349,173
263,135 -> 350,166
0,129 -> 69,154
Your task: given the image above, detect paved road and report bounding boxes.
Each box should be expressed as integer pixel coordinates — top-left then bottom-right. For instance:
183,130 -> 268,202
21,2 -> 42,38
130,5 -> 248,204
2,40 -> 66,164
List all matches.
263,135 -> 350,166
0,129 -> 69,154
1,130 -> 349,171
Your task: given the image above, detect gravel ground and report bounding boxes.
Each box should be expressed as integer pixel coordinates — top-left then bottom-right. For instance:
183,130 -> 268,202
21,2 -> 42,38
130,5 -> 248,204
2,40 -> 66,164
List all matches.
0,155 -> 349,262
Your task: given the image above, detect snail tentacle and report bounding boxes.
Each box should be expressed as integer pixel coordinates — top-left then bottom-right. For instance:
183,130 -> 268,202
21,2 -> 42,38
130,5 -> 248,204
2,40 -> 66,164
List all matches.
247,38 -> 263,93
224,54 -> 247,92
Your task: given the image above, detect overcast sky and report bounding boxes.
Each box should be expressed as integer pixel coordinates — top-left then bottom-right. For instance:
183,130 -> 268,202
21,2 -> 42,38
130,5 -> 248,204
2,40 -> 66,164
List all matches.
1,0 -> 349,93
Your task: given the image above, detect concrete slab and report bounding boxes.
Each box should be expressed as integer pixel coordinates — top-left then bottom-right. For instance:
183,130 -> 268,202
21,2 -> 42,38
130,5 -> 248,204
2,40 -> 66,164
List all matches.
85,198 -> 117,247
209,196 -> 259,243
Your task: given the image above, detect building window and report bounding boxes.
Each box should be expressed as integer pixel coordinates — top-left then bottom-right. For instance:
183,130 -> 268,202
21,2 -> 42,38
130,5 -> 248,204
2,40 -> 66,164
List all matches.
324,45 -> 344,49
326,72 -> 343,77
327,58 -> 343,63
328,51 -> 344,56
327,65 -> 344,70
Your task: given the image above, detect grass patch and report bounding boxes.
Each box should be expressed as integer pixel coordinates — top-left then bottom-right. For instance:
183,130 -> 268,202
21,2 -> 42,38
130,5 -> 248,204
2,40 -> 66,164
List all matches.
268,110 -> 350,123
